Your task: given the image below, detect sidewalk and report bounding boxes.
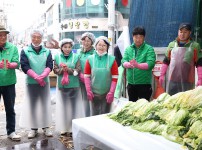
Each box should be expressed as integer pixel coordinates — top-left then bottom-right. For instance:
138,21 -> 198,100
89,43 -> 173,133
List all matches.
0,70 -> 73,149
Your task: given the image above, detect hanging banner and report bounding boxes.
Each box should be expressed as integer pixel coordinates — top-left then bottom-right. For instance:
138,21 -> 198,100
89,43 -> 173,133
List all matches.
66,0 -> 72,7
77,0 -> 85,6
117,26 -> 131,56
91,0 -> 100,5
121,0 -> 128,7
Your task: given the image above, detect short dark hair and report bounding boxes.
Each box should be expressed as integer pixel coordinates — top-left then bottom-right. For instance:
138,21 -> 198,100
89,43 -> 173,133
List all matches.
132,26 -> 146,36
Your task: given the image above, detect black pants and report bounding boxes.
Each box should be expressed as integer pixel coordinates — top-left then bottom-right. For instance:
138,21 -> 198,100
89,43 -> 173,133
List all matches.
0,84 -> 16,135
127,84 -> 152,102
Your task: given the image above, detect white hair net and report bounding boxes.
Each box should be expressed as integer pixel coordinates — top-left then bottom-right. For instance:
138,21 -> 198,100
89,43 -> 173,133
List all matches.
81,32 -> 96,44
94,36 -> 110,46
59,38 -> 74,48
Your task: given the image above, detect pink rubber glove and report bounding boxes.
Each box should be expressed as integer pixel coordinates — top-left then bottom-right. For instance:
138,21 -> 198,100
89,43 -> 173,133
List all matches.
0,59 -> 4,69
130,59 -> 138,67
60,63 -> 68,72
40,67 -> 51,78
27,69 -> 46,86
123,62 -> 134,68
84,77 -> 94,101
79,73 -> 84,83
106,81 -> 117,103
61,71 -> 69,85
197,66 -> 202,86
159,63 -> 168,86
6,62 -> 18,69
130,59 -> 148,70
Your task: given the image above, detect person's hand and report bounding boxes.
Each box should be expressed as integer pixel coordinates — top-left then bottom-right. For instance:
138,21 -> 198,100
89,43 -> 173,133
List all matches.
197,66 -> 202,86
84,77 -> 94,101
197,79 -> 202,86
0,59 -> 4,69
60,63 -> 68,72
61,71 -> 69,85
123,62 -> 134,68
106,92 -> 114,103
87,90 -> 94,101
6,62 -> 18,69
106,81 -> 117,103
79,73 -> 84,83
51,39 -> 59,49
159,64 -> 168,86
130,59 -> 138,67
35,77 -> 46,86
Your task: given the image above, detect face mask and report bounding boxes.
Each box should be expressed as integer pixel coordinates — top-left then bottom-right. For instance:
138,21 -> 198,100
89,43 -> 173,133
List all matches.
96,50 -> 107,56
32,42 -> 42,48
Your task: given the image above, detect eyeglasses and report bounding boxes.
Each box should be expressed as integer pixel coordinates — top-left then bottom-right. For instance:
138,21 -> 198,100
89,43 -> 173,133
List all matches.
0,34 -> 7,38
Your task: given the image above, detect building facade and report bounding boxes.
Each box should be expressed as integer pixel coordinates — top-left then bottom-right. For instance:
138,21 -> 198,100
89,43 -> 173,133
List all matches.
45,0 -> 130,49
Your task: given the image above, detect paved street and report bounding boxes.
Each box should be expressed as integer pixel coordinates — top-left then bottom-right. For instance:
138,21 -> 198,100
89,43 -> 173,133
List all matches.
0,70 -> 71,149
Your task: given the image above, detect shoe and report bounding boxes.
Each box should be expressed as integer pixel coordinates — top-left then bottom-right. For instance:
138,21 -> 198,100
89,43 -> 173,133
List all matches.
60,131 -> 67,136
28,130 -> 37,139
8,132 -> 21,141
44,128 -> 53,137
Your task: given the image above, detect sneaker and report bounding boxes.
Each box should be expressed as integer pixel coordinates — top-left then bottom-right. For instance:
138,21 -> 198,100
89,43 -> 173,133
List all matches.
28,130 -> 37,139
8,132 -> 21,141
44,128 -> 53,137
60,131 -> 67,136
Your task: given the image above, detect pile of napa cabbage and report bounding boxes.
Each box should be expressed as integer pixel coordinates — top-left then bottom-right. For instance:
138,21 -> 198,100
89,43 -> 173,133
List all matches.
108,86 -> 202,150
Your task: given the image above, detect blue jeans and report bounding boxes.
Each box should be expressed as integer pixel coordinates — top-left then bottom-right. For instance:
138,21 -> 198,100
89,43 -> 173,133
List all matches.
0,84 -> 16,135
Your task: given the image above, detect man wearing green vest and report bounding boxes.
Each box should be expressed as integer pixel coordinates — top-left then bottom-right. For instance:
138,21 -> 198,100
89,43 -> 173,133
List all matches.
0,25 -> 21,141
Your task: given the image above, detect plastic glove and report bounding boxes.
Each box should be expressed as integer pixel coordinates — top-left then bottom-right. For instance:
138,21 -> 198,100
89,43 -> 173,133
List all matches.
0,59 -> 4,69
79,73 -> 84,83
130,59 -> 148,70
130,59 -> 138,67
39,67 -> 51,78
6,62 -> 18,69
123,62 -> 134,68
73,70 -> 78,76
61,71 -> 69,85
27,69 -> 46,86
106,81 -> 117,103
60,63 -> 68,72
35,78 -> 46,86
60,63 -> 67,68
84,77 -> 94,101
197,66 -> 202,86
159,64 -> 168,86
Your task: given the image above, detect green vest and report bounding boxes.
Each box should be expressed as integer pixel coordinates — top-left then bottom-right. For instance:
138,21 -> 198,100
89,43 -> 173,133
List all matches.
0,42 -> 19,86
88,53 -> 115,94
55,52 -> 80,88
24,46 -> 50,84
78,48 -> 95,72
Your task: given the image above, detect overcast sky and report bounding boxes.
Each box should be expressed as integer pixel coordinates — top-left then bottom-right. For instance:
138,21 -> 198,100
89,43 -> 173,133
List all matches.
7,0 -> 44,33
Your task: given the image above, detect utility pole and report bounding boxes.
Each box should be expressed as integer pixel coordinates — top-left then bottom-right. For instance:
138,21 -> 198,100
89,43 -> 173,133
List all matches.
107,0 -> 115,55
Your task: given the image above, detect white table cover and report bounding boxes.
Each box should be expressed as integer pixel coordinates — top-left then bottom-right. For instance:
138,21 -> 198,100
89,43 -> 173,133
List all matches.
72,114 -> 187,150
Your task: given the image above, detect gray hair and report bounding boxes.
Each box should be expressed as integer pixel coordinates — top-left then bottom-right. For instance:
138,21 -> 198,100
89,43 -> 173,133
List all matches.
30,29 -> 43,38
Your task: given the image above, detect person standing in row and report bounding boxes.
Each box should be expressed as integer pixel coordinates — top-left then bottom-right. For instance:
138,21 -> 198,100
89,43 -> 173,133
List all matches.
78,32 -> 95,117
121,26 -> 156,102
53,38 -> 84,135
19,29 -> 53,139
159,23 -> 202,95
84,36 -> 118,116
0,25 -> 21,141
